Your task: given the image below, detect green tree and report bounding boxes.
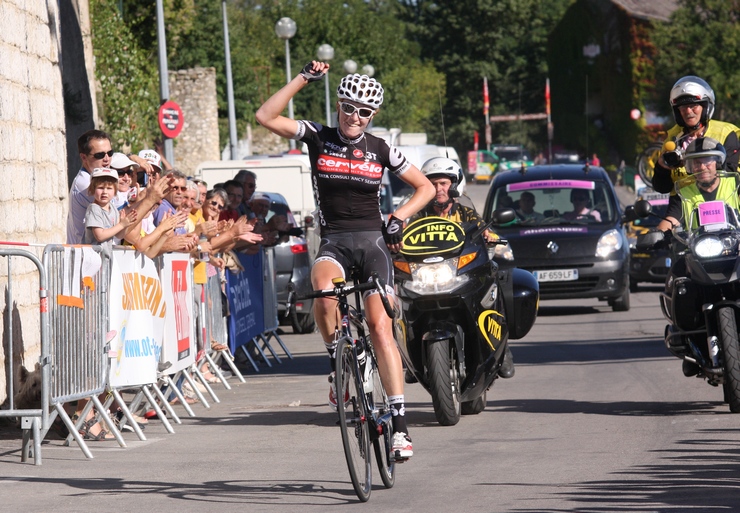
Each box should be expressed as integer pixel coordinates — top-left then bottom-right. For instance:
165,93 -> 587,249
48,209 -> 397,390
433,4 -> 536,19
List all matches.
651,0 -> 740,124
397,0 -> 570,157
90,1 -> 160,151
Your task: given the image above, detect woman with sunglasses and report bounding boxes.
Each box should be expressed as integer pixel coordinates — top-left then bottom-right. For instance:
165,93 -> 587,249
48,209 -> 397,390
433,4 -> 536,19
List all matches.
256,60 -> 434,462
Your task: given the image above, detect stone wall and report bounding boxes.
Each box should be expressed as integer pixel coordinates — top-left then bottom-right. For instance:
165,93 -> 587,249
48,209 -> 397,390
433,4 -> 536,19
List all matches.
168,67 -> 220,176
0,1 -> 69,402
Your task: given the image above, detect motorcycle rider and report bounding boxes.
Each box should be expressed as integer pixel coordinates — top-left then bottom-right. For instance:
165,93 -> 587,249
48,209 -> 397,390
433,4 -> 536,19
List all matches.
652,76 -> 740,194
408,156 -> 515,379
655,137 -> 739,376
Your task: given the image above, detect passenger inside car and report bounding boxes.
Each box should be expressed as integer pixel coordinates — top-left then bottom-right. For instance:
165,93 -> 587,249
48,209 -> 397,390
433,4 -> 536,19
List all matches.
564,190 -> 602,222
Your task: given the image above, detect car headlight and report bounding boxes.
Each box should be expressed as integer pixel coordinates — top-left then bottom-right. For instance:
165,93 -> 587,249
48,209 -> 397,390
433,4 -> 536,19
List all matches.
406,258 -> 469,294
596,228 -> 623,257
489,242 -> 514,261
693,234 -> 737,258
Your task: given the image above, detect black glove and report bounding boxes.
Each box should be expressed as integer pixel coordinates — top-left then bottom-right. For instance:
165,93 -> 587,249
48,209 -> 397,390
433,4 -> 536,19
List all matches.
383,216 -> 404,245
300,63 -> 325,83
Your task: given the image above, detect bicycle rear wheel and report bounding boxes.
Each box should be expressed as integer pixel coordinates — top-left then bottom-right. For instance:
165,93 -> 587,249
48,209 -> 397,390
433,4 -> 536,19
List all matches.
636,142 -> 663,188
369,354 -> 396,489
335,339 -> 372,502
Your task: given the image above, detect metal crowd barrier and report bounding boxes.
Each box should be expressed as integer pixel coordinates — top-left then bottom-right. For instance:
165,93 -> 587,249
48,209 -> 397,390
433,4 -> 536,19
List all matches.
202,270 -> 244,385
257,247 -> 292,363
0,247 -> 49,465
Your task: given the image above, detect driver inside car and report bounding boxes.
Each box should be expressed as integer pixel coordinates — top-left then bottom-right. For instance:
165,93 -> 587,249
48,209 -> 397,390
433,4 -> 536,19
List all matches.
408,157 -> 515,379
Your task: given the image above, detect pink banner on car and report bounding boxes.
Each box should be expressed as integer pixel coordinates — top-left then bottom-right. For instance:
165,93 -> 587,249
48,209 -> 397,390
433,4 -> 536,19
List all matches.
507,180 -> 596,192
698,201 -> 727,226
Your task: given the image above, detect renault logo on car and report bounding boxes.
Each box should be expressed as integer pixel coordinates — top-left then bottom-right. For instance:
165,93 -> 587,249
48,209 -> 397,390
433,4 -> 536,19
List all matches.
547,241 -> 559,254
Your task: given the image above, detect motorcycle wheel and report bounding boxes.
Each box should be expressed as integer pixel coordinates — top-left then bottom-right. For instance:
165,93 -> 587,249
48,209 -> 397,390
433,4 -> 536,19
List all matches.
461,389 -> 487,415
718,307 -> 740,413
426,339 -> 461,426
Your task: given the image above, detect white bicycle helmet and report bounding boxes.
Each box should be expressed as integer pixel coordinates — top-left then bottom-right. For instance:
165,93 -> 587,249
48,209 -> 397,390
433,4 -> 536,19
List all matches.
337,74 -> 384,109
669,76 -> 715,129
421,157 -> 463,194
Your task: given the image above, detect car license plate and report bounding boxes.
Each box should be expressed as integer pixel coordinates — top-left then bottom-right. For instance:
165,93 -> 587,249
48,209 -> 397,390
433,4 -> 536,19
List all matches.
534,269 -> 579,282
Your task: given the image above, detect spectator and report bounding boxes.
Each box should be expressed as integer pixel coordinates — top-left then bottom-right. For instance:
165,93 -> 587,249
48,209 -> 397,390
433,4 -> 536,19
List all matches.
83,167 -> 139,253
590,153 -> 600,167
67,129 -> 114,244
203,189 -> 262,252
233,170 -> 257,218
109,152 -> 139,209
219,180 -> 243,222
190,178 -> 207,212
152,170 -> 188,235
533,152 -> 547,165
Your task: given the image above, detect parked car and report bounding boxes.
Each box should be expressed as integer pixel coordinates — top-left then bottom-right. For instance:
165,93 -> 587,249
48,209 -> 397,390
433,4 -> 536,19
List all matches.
260,192 -> 315,333
626,191 -> 670,291
482,164 -> 631,311
492,144 -> 534,172
469,149 -> 499,184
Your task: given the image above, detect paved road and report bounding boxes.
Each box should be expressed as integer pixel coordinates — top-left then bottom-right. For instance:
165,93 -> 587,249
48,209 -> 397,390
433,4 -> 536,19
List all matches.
2,183 -> 738,511
1,290 -> 739,511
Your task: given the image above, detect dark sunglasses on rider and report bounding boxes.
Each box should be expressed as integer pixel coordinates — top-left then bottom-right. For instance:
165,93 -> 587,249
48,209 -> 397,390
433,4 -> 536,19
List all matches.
339,102 -> 375,119
209,200 -> 225,211
89,150 -> 115,160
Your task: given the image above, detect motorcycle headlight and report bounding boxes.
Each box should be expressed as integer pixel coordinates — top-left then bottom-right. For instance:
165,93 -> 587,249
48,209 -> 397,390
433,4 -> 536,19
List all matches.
406,258 -> 469,294
693,234 -> 737,258
489,242 -> 514,261
596,228 -> 623,258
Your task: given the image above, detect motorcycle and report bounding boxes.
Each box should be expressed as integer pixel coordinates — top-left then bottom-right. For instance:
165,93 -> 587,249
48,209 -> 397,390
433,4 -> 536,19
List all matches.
633,171 -> 740,412
392,210 -> 539,426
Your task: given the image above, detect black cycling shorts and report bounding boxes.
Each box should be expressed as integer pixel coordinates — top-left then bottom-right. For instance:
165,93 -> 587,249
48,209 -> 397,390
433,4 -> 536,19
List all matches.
314,231 -> 395,297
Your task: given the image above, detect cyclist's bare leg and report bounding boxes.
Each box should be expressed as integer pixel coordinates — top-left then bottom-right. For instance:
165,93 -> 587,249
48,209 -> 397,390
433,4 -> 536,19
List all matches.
364,294 -> 404,397
311,260 -> 344,346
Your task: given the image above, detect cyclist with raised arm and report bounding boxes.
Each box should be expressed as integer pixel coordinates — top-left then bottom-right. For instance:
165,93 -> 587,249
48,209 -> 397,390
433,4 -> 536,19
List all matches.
652,76 -> 740,194
256,61 -> 434,461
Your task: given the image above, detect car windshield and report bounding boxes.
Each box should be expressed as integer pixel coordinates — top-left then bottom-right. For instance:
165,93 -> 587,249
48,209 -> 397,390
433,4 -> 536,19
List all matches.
489,179 -> 617,226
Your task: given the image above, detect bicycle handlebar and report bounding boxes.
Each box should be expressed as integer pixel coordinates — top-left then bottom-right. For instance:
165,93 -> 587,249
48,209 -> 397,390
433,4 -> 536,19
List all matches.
297,273 -> 396,319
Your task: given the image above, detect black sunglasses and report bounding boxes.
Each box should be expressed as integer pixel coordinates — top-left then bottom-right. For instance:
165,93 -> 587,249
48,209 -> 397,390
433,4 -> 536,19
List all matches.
89,150 -> 114,159
209,200 -> 225,211
117,167 -> 135,175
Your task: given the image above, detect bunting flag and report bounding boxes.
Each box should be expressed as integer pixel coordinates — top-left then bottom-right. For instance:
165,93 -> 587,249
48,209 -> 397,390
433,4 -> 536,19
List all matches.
545,78 -> 551,116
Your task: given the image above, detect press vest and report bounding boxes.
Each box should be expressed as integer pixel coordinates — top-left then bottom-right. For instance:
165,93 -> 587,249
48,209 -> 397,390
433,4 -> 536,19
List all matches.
680,177 -> 740,229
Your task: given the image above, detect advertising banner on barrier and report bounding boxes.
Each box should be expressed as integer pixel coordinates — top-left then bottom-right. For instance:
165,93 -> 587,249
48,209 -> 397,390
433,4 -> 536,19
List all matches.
159,254 -> 196,374
108,250 -> 162,387
226,250 -> 265,350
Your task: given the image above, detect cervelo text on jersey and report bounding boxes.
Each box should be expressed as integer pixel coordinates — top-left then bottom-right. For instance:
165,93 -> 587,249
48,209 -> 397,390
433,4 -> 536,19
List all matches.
298,120 -> 410,234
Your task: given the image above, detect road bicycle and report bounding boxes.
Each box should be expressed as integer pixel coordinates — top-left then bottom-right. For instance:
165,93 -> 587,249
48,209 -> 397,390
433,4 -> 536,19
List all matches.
297,272 -> 397,502
636,131 -> 668,188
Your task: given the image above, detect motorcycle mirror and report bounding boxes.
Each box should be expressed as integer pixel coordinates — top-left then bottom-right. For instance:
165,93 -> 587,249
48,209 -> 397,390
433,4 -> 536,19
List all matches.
622,204 -> 637,223
634,199 -> 652,218
491,208 -> 517,225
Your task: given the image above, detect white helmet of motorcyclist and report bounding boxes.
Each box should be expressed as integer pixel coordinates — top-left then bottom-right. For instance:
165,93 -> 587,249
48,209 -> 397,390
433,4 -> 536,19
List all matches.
421,157 -> 463,197
684,137 -> 726,175
669,76 -> 715,129
337,74 -> 384,109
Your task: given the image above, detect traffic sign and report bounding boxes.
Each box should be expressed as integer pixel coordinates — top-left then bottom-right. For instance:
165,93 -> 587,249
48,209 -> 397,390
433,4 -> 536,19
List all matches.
159,100 -> 184,139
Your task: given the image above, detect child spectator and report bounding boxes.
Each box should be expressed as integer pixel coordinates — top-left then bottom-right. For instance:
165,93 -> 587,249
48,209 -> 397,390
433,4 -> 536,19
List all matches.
83,168 -> 138,254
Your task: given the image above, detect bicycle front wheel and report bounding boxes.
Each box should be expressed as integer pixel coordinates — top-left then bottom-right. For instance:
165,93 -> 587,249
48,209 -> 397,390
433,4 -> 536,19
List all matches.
335,339 -> 372,502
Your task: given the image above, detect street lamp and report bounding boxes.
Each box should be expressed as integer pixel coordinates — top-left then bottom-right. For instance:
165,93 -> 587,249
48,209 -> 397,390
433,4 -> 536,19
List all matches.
317,44 -> 334,127
343,59 -> 357,74
361,64 -> 374,78
275,17 -> 297,150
